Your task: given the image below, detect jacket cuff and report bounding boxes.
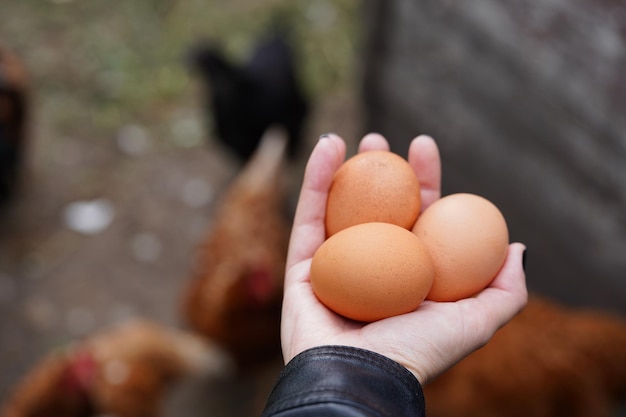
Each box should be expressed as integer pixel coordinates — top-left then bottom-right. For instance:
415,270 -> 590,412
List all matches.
261,345 -> 425,417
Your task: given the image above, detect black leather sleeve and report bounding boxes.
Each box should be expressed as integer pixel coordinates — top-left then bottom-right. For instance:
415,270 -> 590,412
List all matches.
261,345 -> 425,417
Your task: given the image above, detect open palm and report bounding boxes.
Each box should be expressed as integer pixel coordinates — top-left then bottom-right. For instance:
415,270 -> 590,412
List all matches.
281,133 -> 527,384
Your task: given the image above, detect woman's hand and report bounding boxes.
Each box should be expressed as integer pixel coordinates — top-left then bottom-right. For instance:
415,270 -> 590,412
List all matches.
281,133 -> 527,385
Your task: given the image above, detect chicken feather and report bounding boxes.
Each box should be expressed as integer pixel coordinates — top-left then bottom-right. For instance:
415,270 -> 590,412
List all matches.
425,296 -> 626,417
182,127 -> 290,371
1,319 -> 232,417
189,30 -> 308,163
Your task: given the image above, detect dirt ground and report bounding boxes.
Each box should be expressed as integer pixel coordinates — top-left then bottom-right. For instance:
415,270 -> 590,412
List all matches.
0,1 -> 362,415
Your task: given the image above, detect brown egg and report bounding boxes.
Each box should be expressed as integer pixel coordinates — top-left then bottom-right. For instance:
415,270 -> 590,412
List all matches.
325,150 -> 421,237
412,193 -> 509,302
310,222 -> 435,322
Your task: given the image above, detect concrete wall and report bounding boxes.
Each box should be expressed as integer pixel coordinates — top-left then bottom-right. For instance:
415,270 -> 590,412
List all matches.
362,0 -> 626,314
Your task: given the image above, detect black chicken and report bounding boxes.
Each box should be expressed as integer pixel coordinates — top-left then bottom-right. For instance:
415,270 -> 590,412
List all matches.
189,30 -> 309,162
0,43 -> 28,205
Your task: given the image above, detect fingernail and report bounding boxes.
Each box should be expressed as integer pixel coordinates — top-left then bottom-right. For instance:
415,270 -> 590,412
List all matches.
319,133 -> 334,140
522,249 -> 527,272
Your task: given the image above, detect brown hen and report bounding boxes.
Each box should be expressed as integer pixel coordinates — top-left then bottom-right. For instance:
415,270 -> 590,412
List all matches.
1,319 -> 232,417
425,295 -> 626,417
181,126 -> 291,371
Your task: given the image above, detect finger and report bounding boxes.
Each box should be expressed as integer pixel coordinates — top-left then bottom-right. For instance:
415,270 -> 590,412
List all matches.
484,242 -> 528,302
358,133 -> 390,153
408,135 -> 441,211
473,242 -> 528,331
286,134 -> 346,270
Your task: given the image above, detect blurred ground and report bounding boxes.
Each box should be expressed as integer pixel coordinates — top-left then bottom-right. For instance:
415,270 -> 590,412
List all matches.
0,1 -> 362,415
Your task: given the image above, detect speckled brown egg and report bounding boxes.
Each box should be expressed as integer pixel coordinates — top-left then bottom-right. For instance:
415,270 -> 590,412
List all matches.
412,193 -> 509,302
310,222 -> 435,322
325,150 -> 421,237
